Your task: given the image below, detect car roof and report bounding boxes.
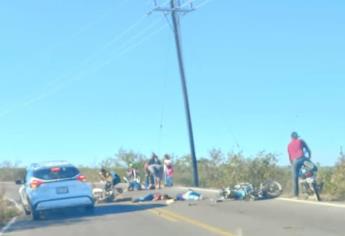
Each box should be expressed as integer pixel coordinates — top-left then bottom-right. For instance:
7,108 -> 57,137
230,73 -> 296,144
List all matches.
28,161 -> 74,170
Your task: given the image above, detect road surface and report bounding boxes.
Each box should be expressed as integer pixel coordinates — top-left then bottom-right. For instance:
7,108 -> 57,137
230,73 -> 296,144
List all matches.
1,182 -> 345,236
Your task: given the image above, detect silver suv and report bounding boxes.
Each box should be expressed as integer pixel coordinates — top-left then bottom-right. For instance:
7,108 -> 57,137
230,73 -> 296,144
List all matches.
17,161 -> 94,220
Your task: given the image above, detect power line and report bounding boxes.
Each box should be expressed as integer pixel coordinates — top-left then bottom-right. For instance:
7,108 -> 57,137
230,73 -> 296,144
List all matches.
0,13 -> 161,117
0,0 -> 215,119
38,0 -> 130,57
195,0 -> 215,9
68,0 -> 130,39
0,19 -> 169,118
23,23 -> 168,106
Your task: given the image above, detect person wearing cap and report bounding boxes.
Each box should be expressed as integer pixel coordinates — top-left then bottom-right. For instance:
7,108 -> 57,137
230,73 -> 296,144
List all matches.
99,167 -> 113,183
99,167 -> 121,187
287,132 -> 312,197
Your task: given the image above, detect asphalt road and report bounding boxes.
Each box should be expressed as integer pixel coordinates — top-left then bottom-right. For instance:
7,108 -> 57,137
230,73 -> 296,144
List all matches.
1,182 -> 345,236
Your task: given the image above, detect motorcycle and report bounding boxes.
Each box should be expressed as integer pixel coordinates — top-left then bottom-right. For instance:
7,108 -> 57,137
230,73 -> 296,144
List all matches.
93,181 -> 115,203
219,180 -> 283,201
299,159 -> 322,201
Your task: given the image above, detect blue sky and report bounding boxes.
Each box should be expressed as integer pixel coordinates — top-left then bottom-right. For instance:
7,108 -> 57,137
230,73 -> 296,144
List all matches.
0,0 -> 344,166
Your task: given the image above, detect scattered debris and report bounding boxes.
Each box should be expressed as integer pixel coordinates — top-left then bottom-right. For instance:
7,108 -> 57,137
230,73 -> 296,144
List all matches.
166,199 -> 175,205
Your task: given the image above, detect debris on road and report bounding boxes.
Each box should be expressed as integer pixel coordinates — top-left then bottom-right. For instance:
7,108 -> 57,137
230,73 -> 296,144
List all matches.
166,199 -> 175,205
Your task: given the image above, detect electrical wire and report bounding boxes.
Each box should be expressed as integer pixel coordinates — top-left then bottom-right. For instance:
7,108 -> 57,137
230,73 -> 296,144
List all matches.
0,14 -> 160,117
0,22 -> 169,116
0,0 -> 216,118
194,0 -> 215,9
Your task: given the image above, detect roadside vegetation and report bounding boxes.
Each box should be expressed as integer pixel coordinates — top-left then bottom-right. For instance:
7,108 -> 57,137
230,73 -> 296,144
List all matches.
0,187 -> 19,227
1,148 -> 345,201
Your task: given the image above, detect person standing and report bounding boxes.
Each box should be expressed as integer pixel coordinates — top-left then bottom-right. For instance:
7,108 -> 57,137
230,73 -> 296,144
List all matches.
287,132 -> 312,198
163,154 -> 172,186
165,162 -> 174,187
144,162 -> 154,190
126,163 -> 137,182
148,153 -> 163,189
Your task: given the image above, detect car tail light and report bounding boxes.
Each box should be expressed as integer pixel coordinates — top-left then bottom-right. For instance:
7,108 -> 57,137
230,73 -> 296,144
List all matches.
51,167 -> 61,173
30,179 -> 44,189
77,175 -> 86,182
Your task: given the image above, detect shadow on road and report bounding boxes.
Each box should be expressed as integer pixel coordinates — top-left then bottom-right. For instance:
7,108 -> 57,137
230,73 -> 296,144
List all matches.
6,202 -> 166,234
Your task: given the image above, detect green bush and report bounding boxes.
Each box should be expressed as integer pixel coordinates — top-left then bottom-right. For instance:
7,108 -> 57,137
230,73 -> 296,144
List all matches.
1,147 -> 344,201
328,152 -> 345,200
174,155 -> 193,187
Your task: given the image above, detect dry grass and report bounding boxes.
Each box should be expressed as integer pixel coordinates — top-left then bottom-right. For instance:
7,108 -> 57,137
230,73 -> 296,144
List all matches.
0,185 -> 19,227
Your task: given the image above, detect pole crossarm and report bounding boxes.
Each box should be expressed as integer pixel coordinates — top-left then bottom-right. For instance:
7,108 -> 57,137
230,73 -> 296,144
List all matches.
152,7 -> 195,13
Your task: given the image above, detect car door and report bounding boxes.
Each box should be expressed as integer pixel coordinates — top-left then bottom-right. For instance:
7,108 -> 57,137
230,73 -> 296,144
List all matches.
18,171 -> 30,209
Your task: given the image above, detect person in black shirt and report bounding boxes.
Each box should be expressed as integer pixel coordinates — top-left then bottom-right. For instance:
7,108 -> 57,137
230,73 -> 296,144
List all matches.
148,153 -> 163,189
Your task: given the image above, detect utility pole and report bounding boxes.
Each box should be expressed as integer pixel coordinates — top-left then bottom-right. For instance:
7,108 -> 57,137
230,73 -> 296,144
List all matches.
152,0 -> 199,187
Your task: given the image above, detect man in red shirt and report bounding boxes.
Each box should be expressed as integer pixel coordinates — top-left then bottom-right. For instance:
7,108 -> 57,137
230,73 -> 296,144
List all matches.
288,132 -> 311,197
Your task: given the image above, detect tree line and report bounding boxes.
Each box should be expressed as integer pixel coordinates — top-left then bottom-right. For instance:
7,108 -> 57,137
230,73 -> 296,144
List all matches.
1,148 -> 345,200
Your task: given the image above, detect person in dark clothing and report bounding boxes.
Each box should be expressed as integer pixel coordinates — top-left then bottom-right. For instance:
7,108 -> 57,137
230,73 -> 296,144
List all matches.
148,153 -> 163,189
144,162 -> 155,189
99,167 -> 121,189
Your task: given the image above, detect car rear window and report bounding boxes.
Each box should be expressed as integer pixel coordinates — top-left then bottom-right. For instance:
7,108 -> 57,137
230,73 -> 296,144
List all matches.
33,166 -> 80,180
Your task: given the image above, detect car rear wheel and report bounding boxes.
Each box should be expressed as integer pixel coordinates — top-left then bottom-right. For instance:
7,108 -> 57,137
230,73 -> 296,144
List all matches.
85,204 -> 95,214
24,207 -> 31,215
29,201 -> 40,220
32,209 -> 40,220
23,198 -> 31,215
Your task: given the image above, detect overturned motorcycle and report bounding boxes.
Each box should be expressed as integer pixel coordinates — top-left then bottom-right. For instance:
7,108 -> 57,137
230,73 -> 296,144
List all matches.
93,182 -> 123,203
219,180 -> 283,201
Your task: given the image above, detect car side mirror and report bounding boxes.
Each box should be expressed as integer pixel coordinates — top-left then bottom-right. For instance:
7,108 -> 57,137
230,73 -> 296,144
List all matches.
15,179 -> 23,185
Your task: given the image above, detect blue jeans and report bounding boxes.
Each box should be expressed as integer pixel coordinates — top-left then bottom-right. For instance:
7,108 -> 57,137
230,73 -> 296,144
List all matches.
163,171 -> 167,186
292,157 -> 307,197
145,174 -> 154,189
165,176 -> 173,187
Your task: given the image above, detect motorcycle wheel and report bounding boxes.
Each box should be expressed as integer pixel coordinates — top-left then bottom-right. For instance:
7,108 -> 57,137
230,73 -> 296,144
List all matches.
312,182 -> 322,201
262,180 -> 282,198
106,193 -> 115,202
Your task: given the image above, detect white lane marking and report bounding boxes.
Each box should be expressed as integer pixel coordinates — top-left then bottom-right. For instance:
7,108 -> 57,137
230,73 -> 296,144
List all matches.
0,198 -> 21,235
0,217 -> 17,236
236,228 -> 243,236
276,197 -> 345,208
